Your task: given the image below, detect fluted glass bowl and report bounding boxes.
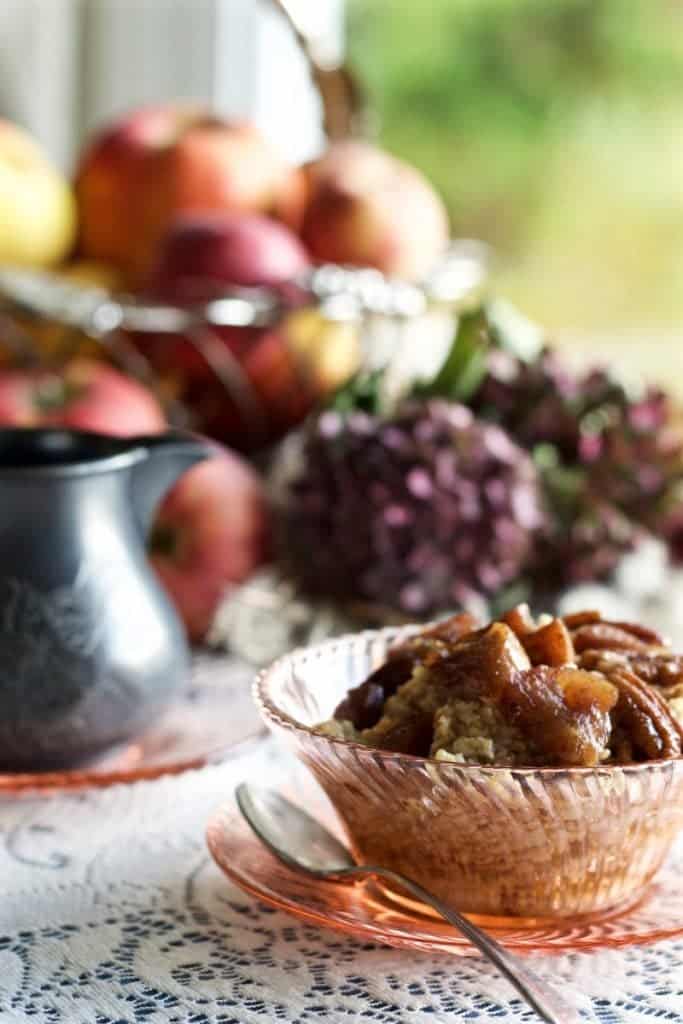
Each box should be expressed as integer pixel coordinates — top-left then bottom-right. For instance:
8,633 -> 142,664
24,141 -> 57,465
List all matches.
255,626 -> 683,923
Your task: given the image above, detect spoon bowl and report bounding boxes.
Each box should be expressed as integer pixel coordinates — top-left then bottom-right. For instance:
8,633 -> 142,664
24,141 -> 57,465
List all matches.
235,783 -> 354,877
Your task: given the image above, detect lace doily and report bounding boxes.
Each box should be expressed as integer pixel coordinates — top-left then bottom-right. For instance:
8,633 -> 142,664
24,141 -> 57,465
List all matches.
0,683 -> 682,1023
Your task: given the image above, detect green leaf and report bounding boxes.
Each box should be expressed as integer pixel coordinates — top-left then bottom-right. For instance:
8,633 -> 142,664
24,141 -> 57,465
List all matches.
330,369 -> 386,415
414,306 -> 492,402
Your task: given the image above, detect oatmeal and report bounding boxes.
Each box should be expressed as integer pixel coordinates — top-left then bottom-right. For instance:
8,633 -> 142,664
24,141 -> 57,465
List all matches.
321,605 -> 683,766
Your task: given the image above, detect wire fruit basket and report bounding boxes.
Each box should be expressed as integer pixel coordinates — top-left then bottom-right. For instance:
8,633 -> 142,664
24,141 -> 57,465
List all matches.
0,242 -> 488,453
0,0 -> 489,453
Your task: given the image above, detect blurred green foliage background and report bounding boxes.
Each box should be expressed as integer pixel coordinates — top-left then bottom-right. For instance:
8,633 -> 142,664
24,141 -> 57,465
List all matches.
347,0 -> 682,374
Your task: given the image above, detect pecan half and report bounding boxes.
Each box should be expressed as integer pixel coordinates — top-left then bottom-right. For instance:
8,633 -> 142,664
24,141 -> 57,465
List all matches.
563,611 -> 665,647
562,610 -> 603,629
627,652 -> 683,688
609,621 -> 666,646
605,667 -> 683,760
578,649 -> 630,674
579,649 -> 683,689
662,682 -> 683,704
571,622 -> 664,656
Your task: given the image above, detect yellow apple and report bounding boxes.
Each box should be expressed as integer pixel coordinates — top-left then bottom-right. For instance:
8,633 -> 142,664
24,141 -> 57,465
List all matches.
0,119 -> 77,267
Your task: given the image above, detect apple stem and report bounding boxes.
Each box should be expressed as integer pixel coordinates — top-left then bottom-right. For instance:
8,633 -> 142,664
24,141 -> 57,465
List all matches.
149,522 -> 177,556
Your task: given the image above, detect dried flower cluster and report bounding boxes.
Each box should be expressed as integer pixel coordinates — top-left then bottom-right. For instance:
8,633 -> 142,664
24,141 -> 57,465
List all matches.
281,400 -> 544,614
279,303 -> 683,613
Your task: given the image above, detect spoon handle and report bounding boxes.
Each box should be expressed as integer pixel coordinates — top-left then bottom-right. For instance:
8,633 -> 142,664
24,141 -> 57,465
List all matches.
358,866 -> 580,1024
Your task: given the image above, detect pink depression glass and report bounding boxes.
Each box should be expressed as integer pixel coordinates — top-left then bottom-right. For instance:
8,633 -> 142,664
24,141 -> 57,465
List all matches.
255,626 -> 683,923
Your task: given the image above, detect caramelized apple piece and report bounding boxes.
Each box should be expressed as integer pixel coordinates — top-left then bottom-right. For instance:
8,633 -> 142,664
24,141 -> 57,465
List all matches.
502,606 -> 575,666
520,618 -> 575,667
380,622 -> 530,719
336,613 -> 481,730
329,605 -> 682,767
428,622 -> 532,704
502,603 -> 537,637
502,667 -> 617,766
360,622 -> 529,753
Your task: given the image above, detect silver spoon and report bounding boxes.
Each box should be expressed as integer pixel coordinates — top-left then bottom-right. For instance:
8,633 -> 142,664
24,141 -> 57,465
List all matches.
236,783 -> 581,1024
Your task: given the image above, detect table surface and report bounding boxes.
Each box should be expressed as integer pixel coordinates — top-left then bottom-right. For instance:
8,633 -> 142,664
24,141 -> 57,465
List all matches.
1,666 -> 682,1024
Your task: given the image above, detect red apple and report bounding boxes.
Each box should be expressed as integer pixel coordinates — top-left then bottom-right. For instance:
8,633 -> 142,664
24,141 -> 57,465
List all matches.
137,211 -> 340,450
149,448 -> 269,641
0,358 -> 166,436
295,140 -> 449,281
75,105 -> 303,284
144,210 -> 310,298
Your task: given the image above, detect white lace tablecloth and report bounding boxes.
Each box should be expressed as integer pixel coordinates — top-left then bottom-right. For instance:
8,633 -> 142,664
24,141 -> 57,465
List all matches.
1,682 -> 682,1023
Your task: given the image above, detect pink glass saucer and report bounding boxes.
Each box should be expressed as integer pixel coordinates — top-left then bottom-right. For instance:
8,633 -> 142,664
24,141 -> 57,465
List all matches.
0,651 -> 265,793
206,773 -> 683,957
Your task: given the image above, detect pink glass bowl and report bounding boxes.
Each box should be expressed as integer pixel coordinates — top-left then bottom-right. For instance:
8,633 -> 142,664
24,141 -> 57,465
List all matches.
254,626 -> 683,923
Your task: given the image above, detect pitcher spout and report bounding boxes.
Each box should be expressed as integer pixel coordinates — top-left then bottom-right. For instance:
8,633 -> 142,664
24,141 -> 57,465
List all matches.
130,431 -> 213,538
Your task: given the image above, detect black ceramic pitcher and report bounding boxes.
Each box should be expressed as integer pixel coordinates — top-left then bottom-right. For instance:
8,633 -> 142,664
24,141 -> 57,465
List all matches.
0,428 -> 211,771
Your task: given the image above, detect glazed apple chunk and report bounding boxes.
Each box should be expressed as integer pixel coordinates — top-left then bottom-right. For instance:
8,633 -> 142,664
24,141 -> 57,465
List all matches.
319,605 -> 683,766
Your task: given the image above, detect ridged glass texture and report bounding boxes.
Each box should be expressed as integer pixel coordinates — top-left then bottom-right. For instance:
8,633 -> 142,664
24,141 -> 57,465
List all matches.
255,626 -> 683,921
